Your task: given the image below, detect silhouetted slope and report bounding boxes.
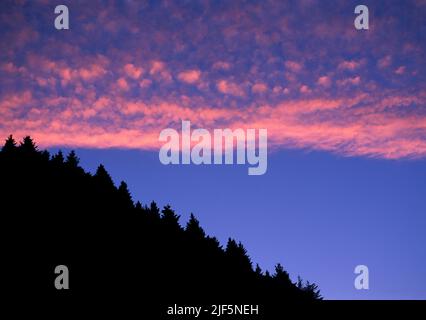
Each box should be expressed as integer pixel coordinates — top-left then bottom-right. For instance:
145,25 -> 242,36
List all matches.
1,135 -> 320,314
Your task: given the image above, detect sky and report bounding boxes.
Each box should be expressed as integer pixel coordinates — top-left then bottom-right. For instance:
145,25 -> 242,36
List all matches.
1,0 -> 426,299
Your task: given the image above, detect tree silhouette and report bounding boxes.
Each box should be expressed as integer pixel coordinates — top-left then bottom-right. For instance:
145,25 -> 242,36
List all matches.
95,164 -> 114,186
51,150 -> 64,166
226,238 -> 253,274
2,135 -> 17,153
0,136 -> 321,317
19,136 -> 38,154
255,263 -> 263,276
161,204 -> 182,233
274,263 -> 293,287
117,181 -> 134,210
65,150 -> 80,168
186,213 -> 206,239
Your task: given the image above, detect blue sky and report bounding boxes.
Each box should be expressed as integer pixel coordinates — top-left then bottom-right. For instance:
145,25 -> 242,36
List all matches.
49,146 -> 426,299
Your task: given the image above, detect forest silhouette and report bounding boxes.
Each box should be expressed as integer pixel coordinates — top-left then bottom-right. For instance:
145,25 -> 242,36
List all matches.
1,135 -> 320,316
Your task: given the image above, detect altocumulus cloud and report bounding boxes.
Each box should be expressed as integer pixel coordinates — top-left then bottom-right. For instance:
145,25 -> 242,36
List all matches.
0,0 -> 425,159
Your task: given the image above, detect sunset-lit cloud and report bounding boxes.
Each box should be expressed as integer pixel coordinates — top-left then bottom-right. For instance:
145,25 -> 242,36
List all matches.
251,83 -> 268,94
317,76 -> 332,87
178,70 -> 201,84
338,60 -> 362,71
0,0 -> 425,160
216,80 -> 245,97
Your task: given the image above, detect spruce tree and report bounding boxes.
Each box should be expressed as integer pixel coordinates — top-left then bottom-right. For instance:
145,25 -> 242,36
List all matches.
186,213 -> 206,239
226,238 -> 253,272
66,150 -> 80,168
19,136 -> 37,153
118,181 -> 134,210
94,164 -> 115,188
51,150 -> 64,166
2,135 -> 17,153
161,205 -> 181,230
273,263 -> 292,287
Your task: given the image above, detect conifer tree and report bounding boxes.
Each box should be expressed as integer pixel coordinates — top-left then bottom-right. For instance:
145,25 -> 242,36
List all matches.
302,281 -> 321,300
66,150 -> 80,168
19,136 -> 37,153
51,150 -> 64,166
94,164 -> 115,188
41,150 -> 50,162
2,135 -> 17,153
161,205 -> 181,230
273,263 -> 292,287
255,264 -> 263,276
147,201 -> 161,221
186,213 -> 206,239
226,238 -> 253,272
118,181 -> 134,210
135,201 -> 143,210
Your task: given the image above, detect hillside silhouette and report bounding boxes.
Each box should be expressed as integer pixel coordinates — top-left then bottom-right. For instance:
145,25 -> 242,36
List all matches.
1,135 -> 320,316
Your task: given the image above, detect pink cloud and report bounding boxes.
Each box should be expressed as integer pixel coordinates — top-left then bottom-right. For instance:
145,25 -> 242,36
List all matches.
150,60 -> 166,75
123,63 -> 143,79
35,77 -> 56,87
1,62 -> 26,74
212,61 -> 231,70
284,61 -> 303,73
317,76 -> 332,87
251,83 -> 268,94
1,92 -> 426,159
58,68 -> 73,82
216,80 -> 245,97
178,69 -> 201,84
149,61 -> 172,82
337,76 -> 361,87
116,78 -> 130,91
395,66 -> 406,75
0,91 -> 33,110
338,60 -> 361,71
299,85 -> 311,94
139,79 -> 152,88
378,55 -> 392,69
79,64 -> 107,81
1,0 -> 425,162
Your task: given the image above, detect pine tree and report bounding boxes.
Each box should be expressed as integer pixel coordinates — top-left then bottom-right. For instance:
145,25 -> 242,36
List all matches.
19,136 -> 37,153
186,213 -> 206,239
296,276 -> 303,290
66,150 -> 80,168
41,150 -> 50,162
118,181 -> 134,210
161,205 -> 181,230
147,201 -> 161,221
226,238 -> 253,272
2,135 -> 17,153
302,281 -> 321,300
51,150 -> 64,166
296,276 -> 322,299
135,201 -> 143,210
273,263 -> 292,287
94,164 -> 115,188
255,264 -> 263,276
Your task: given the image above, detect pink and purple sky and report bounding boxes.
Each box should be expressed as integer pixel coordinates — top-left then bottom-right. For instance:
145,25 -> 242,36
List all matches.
1,0 -> 426,299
